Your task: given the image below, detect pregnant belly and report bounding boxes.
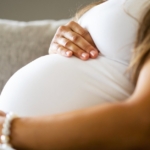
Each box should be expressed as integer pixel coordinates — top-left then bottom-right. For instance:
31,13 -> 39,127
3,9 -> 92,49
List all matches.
0,55 -> 134,116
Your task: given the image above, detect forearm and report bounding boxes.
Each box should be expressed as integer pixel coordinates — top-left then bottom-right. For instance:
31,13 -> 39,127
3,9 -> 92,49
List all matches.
11,102 -> 150,150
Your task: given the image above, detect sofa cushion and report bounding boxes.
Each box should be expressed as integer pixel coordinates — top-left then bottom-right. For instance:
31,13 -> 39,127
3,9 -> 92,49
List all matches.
0,19 -> 70,93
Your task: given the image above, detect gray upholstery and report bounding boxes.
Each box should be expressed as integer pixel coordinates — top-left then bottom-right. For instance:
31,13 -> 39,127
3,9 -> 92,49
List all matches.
0,19 -> 69,93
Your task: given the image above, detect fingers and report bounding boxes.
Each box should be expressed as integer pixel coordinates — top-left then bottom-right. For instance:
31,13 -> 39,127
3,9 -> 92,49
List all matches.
58,37 -> 91,60
66,21 -> 96,47
50,42 -> 73,57
62,28 -> 98,58
49,21 -> 99,60
50,41 -> 89,60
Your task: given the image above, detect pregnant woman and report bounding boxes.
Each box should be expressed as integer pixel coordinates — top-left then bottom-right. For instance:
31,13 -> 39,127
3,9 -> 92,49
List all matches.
0,0 -> 150,149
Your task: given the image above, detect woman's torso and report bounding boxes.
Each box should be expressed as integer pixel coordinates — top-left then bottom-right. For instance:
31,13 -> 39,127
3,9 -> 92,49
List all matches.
0,0 -> 148,116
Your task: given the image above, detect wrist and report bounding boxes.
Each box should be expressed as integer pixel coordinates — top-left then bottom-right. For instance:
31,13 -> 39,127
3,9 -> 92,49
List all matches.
0,112 -> 18,150
9,117 -> 22,149
10,117 -> 34,150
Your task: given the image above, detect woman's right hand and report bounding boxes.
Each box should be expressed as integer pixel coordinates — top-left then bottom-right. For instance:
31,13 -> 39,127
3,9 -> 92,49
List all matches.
49,21 -> 99,60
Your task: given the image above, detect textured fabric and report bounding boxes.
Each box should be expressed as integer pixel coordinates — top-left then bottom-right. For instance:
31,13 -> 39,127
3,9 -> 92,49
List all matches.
0,0 -> 149,116
0,19 -> 70,92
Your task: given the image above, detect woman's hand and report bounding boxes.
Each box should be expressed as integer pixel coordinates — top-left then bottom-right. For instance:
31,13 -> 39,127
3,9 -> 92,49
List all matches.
49,21 -> 99,60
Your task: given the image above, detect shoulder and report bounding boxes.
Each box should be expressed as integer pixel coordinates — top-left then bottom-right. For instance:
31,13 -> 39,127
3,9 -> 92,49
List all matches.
136,59 -> 150,95
127,59 -> 150,104
124,0 -> 150,21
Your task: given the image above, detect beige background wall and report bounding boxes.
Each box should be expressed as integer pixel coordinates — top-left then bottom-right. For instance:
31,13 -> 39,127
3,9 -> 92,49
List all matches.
0,0 -> 94,21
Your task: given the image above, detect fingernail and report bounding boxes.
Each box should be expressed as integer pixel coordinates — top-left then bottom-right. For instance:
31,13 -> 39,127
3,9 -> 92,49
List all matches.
90,50 -> 98,57
66,51 -> 72,56
81,53 -> 88,58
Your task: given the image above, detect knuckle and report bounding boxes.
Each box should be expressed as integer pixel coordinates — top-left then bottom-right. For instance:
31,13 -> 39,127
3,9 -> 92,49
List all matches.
71,35 -> 79,42
64,40 -> 71,47
49,43 -> 58,54
53,34 -> 60,42
54,43 -> 59,49
54,34 -> 60,39
67,21 -> 75,26
51,41 -> 56,47
57,45 -> 63,53
81,30 -> 89,37
57,25 -> 66,32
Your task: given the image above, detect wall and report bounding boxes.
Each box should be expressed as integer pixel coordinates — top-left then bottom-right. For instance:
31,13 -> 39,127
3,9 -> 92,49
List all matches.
0,0 -> 94,21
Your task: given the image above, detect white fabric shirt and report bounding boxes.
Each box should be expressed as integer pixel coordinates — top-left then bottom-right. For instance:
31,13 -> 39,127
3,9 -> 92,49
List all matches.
78,0 -> 149,65
0,0 -> 149,116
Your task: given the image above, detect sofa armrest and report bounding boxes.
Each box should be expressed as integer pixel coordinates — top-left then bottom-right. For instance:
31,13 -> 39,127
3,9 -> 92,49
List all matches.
0,19 -> 70,93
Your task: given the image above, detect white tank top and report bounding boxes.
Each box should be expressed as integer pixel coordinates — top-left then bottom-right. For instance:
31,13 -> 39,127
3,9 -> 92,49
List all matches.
78,0 -> 149,65
0,0 -> 149,116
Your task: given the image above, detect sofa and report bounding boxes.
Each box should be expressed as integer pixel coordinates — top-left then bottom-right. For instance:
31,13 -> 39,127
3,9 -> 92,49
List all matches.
0,19 -> 70,93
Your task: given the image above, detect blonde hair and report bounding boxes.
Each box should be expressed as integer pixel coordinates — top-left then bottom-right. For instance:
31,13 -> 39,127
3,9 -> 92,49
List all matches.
74,0 -> 107,21
128,8 -> 150,84
75,0 -> 150,85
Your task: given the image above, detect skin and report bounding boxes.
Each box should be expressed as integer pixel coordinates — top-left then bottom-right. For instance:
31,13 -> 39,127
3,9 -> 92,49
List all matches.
49,21 -> 99,60
0,22 -> 150,149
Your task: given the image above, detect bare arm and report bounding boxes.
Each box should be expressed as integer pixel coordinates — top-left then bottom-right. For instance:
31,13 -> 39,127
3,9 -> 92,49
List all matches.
5,60 -> 150,149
